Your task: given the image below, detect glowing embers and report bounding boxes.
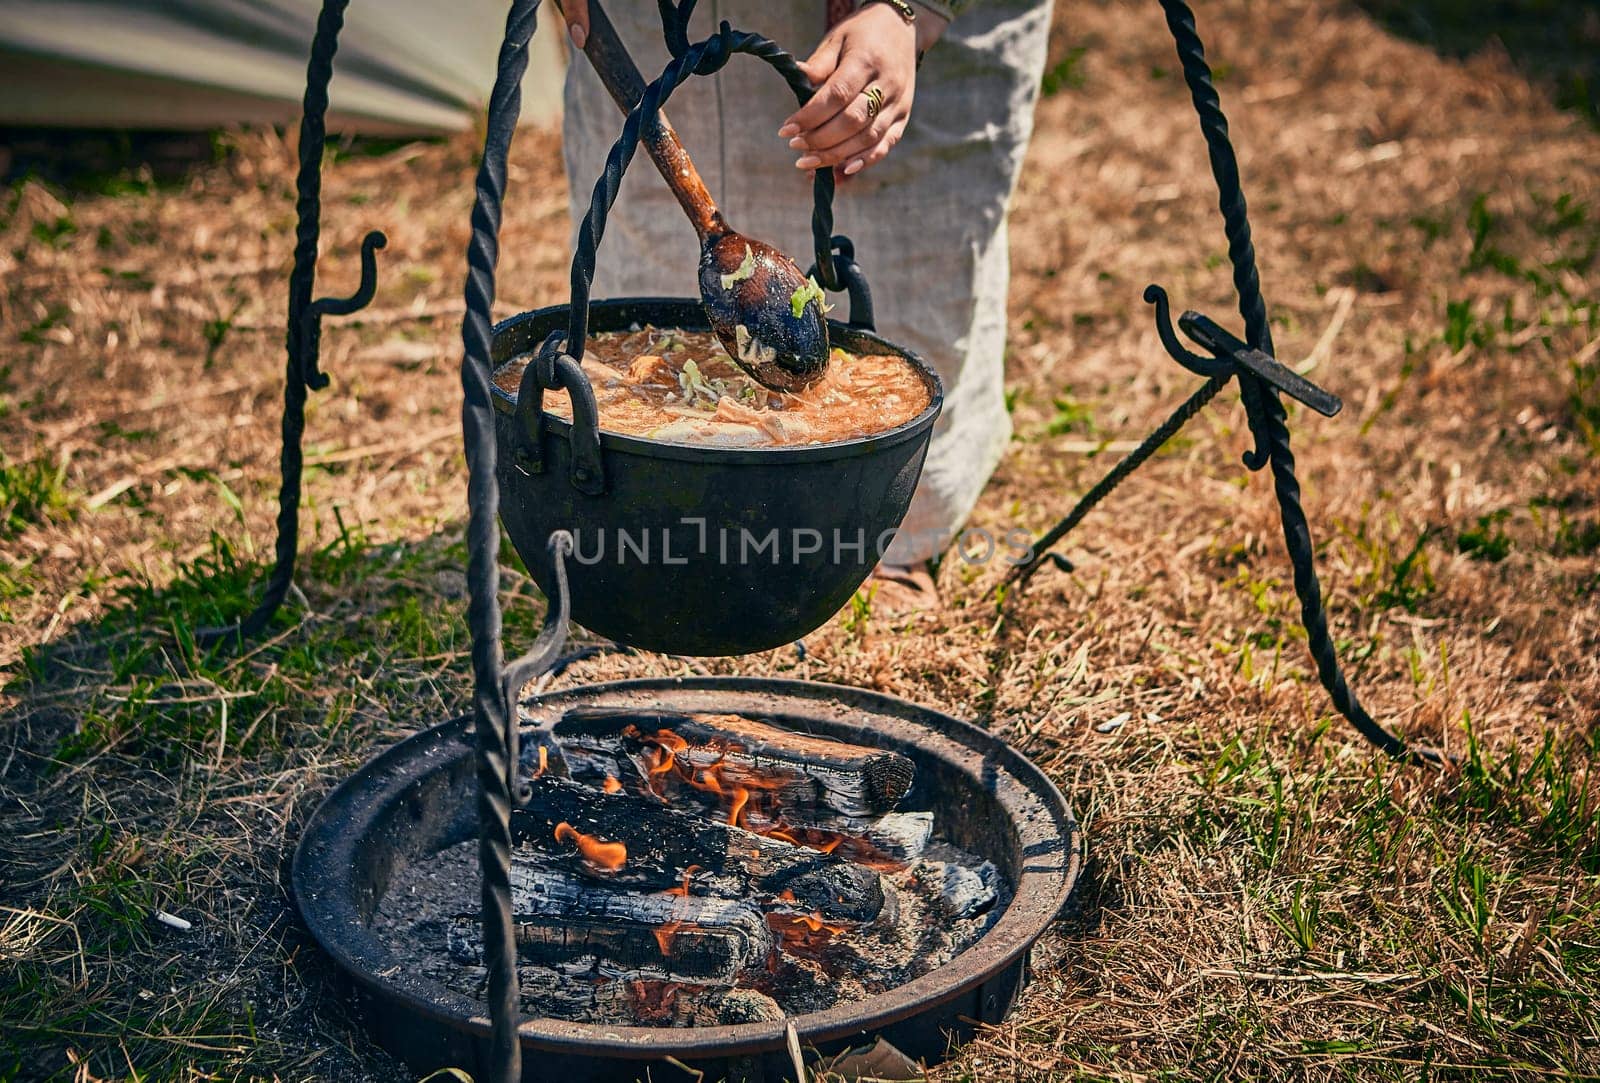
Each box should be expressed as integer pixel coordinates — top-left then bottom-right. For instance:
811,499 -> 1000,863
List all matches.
766,888 -> 849,960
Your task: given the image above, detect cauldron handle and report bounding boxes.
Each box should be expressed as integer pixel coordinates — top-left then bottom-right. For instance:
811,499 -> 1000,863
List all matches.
808,235 -> 875,332
562,15 -> 857,359
511,334 -> 605,496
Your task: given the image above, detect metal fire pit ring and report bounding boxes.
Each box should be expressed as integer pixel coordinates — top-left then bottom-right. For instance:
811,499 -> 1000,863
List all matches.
293,677 -> 1080,1082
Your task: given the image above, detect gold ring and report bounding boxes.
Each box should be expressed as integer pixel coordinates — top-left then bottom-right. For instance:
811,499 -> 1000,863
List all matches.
863,85 -> 885,120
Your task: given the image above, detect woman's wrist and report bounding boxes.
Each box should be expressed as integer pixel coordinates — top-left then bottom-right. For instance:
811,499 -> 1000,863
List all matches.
907,0 -> 956,26
865,0 -> 950,56
914,14 -> 949,55
905,2 -> 951,56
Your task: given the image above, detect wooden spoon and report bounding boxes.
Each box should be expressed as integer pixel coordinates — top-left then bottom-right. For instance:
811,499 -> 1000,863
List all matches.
561,0 -> 830,391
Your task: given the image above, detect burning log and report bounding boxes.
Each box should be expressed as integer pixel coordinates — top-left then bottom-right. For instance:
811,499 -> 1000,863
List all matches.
512,776 -> 885,922
789,810 -> 933,868
445,868 -> 774,985
556,707 -> 915,818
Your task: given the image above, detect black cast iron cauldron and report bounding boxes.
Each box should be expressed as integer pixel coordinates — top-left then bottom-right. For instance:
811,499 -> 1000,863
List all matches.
292,677 -> 1080,1083
490,299 -> 943,656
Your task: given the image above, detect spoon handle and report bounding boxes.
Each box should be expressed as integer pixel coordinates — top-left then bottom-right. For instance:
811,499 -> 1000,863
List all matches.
562,0 -> 727,243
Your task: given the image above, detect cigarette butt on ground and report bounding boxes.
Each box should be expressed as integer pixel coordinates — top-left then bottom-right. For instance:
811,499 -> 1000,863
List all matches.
154,910 -> 192,932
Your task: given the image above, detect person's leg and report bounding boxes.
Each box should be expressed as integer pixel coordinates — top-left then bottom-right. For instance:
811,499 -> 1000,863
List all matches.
839,0 -> 1053,568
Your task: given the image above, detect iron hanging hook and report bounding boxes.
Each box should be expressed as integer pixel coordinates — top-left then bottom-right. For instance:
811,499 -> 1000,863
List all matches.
1143,282 -> 1268,469
1177,310 -> 1342,418
502,530 -> 576,707
1143,285 -> 1343,417
1142,284 -> 1345,470
1143,284 -> 1229,377
296,229 -> 387,390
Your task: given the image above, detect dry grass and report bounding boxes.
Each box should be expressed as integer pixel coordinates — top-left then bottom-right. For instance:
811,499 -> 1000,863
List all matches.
2,0 -> 1598,1080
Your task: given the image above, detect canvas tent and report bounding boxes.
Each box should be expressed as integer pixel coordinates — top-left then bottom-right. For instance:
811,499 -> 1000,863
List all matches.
0,0 -> 566,133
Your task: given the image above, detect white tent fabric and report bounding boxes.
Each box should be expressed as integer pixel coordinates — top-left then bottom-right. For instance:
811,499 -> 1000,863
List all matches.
0,0 -> 566,132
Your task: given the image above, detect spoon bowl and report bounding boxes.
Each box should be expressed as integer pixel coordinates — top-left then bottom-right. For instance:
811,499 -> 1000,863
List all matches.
699,233 -> 831,391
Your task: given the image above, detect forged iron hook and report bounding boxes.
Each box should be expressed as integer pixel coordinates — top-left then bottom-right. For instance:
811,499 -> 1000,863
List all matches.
1143,284 -> 1228,377
309,229 -> 387,319
298,229 -> 387,389
501,530 -> 577,790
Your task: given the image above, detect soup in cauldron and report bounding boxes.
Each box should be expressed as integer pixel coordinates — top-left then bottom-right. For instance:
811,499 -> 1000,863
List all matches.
493,326 -> 931,448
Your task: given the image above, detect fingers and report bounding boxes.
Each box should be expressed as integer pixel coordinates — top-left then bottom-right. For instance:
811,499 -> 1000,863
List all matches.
822,117 -> 907,179
793,81 -> 908,164
843,118 -> 907,177
797,109 -> 898,173
562,0 -> 589,48
781,54 -> 875,141
790,30 -> 844,98
781,5 -> 920,177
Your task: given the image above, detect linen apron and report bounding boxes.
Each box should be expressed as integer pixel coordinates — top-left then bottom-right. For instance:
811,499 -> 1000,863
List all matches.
563,0 -> 1052,564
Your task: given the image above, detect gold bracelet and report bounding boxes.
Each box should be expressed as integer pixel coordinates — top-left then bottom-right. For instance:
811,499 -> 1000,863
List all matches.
865,0 -> 917,25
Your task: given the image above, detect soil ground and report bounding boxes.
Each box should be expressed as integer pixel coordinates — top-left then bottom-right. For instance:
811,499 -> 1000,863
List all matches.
3,1 -> 1598,1080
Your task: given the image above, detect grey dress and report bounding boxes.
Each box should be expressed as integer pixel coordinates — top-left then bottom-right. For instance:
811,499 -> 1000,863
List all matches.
563,0 -> 1052,564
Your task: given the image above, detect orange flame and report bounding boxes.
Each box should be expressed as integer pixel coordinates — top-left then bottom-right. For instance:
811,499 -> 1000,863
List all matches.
623,725 -> 850,860
626,725 -> 795,825
790,911 -> 839,933
766,908 -> 849,957
776,825 -> 846,855
553,821 -> 627,870
653,865 -> 702,956
653,920 -> 684,956
602,775 -> 622,794
727,786 -> 751,827
666,864 -> 702,897
634,727 -> 688,756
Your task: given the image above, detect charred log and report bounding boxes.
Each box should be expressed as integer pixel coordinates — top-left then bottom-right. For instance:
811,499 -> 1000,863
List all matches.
514,976 -> 784,1026
511,776 -> 884,921
555,707 -> 915,817
444,868 -> 774,984
780,811 -> 934,868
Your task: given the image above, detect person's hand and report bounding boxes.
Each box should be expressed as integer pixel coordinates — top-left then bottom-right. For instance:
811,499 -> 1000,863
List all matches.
782,4 -> 948,178
562,0 -> 591,48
